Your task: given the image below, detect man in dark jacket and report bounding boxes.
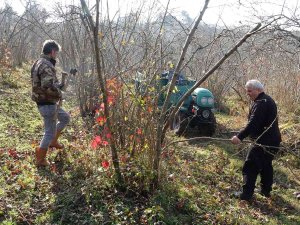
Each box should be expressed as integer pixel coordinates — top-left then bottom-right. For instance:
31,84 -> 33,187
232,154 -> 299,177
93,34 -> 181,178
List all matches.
231,80 -> 281,201
31,40 -> 70,166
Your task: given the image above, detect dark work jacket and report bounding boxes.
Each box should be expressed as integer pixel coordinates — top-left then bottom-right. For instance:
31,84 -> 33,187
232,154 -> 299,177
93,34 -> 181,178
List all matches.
237,92 -> 281,146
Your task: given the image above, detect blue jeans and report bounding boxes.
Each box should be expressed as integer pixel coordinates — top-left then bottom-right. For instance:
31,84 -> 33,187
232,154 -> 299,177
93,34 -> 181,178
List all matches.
38,105 -> 70,149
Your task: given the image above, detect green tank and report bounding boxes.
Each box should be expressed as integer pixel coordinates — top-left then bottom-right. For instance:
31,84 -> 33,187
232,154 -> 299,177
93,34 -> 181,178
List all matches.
159,71 -> 216,136
134,70 -> 216,136
192,88 -> 214,108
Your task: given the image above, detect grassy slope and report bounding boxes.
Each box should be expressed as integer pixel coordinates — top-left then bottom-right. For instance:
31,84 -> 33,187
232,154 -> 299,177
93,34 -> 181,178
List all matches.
0,65 -> 299,225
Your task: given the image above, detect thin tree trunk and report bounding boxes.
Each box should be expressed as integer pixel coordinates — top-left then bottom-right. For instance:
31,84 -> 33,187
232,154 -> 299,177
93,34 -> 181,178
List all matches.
152,0 -> 210,188
80,0 -> 124,187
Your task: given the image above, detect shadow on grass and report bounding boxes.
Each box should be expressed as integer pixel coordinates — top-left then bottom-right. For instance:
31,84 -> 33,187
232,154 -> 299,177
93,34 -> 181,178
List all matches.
30,127 -> 299,225
34,149 -> 103,225
33,148 -> 203,224
180,126 -> 248,161
249,193 -> 299,224
176,126 -> 300,224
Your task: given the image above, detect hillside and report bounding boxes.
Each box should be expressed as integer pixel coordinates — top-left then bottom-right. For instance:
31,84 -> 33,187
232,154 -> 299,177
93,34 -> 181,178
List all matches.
0,65 -> 299,224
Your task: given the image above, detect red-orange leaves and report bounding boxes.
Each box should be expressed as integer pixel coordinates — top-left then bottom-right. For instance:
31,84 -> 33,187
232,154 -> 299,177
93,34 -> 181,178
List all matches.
91,135 -> 102,149
8,149 -> 18,159
96,116 -> 107,126
102,140 -> 109,146
91,135 -> 111,149
107,95 -> 115,105
106,132 -> 112,139
95,136 -> 102,143
137,128 -> 143,135
101,160 -> 110,169
106,78 -> 122,91
91,140 -> 98,149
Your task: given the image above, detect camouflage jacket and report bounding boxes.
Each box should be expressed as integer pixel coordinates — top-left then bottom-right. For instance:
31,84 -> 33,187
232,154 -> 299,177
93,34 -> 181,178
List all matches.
31,54 -> 62,104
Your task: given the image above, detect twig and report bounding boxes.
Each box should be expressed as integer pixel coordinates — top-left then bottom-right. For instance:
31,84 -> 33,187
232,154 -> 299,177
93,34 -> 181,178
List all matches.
164,22 -> 262,135
163,136 -> 299,159
16,207 -> 31,225
163,137 -> 250,151
153,0 -> 211,187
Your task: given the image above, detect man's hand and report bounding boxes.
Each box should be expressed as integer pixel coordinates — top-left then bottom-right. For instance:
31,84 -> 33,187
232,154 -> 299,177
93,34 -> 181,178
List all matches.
231,136 -> 241,145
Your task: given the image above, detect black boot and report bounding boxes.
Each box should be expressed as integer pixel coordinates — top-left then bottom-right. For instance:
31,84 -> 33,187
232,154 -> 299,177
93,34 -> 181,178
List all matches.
259,190 -> 271,198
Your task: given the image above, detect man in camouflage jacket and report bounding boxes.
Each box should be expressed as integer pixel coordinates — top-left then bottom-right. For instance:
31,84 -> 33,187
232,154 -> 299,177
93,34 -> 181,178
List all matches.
31,40 -> 70,166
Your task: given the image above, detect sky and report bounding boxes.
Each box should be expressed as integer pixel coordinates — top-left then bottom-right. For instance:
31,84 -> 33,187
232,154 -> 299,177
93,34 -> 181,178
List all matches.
0,0 -> 299,26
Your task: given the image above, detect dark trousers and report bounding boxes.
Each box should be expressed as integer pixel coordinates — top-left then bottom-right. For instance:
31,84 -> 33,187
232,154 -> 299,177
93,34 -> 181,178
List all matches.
241,144 -> 279,198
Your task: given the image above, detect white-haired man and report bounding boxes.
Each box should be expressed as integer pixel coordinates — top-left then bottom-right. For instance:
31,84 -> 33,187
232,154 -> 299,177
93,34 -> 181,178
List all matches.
231,80 -> 281,201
